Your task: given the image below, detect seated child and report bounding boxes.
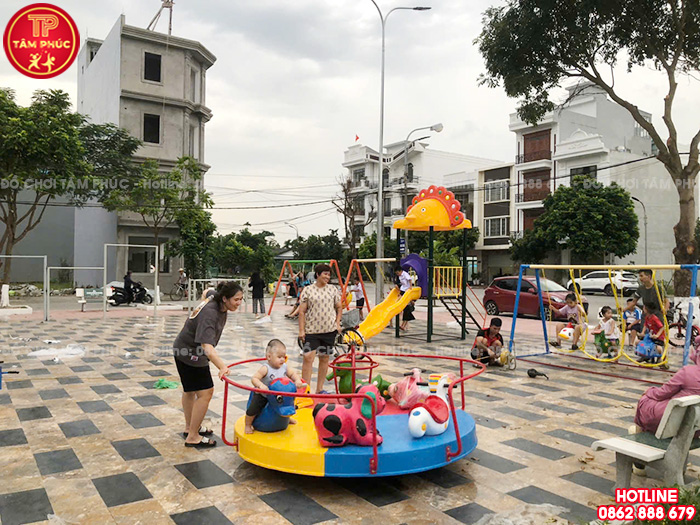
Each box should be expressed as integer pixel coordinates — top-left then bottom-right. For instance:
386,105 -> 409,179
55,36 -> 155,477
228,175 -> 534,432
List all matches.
592,306 -> 621,357
549,293 -> 587,350
623,298 -> 642,349
245,339 -> 304,434
636,305 -> 666,365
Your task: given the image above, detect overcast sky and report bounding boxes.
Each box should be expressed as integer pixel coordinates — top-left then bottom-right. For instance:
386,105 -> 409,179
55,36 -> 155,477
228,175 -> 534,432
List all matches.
2,0 -> 699,244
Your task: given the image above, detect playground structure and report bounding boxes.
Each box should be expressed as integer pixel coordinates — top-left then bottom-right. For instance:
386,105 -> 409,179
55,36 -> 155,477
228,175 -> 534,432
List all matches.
509,264 -> 699,368
267,187 -> 487,344
267,259 -> 345,316
222,330 -> 484,477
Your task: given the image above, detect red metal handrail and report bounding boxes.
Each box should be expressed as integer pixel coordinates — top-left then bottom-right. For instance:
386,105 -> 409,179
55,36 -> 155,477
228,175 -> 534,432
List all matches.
221,353 -> 485,474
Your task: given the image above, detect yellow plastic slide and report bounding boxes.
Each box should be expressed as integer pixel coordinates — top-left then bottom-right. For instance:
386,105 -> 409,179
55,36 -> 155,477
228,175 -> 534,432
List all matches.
351,287 -> 422,343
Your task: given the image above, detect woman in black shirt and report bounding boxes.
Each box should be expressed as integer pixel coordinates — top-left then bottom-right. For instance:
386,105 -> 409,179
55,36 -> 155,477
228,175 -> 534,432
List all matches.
173,281 -> 243,448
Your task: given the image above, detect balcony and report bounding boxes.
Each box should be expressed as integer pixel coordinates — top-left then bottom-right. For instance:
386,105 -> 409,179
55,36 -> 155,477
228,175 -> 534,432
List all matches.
515,150 -> 552,171
388,176 -> 420,189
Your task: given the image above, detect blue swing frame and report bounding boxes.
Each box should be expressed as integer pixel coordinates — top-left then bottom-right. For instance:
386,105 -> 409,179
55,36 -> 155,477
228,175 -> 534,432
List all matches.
508,264 -> 700,366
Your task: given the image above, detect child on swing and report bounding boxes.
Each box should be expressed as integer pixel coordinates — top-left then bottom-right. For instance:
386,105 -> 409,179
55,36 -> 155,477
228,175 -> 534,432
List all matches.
592,306 -> 621,358
636,304 -> 667,367
549,293 -> 587,350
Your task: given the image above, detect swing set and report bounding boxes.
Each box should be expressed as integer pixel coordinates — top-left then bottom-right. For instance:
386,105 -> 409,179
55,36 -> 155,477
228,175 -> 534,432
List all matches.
267,259 -> 345,316
509,264 -> 699,368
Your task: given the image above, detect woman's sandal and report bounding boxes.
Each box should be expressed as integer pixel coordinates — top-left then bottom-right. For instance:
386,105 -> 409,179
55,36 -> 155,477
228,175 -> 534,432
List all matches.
185,436 -> 216,448
182,426 -> 214,439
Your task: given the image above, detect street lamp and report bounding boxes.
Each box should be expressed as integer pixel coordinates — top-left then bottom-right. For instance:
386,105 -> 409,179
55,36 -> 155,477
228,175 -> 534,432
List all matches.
368,0 -> 431,304
402,123 -> 443,252
285,222 -> 299,242
631,196 -> 648,264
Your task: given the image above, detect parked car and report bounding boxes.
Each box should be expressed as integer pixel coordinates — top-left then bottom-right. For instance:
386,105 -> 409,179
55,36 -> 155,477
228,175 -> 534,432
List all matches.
565,270 -> 638,296
483,276 -> 589,319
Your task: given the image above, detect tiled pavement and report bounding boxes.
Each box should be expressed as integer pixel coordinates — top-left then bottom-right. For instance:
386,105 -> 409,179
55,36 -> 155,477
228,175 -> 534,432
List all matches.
0,313 -> 696,525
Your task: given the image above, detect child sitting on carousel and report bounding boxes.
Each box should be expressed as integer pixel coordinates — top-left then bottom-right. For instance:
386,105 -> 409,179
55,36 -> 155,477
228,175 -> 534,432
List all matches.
591,306 -> 621,358
244,339 -> 304,434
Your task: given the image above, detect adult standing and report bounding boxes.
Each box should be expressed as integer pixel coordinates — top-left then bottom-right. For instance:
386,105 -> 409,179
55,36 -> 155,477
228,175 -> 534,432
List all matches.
298,263 -> 342,393
173,281 -> 243,447
626,269 -> 670,319
249,271 -> 266,318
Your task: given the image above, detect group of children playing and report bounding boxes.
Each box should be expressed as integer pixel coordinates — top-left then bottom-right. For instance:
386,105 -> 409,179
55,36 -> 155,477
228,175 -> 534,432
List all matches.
549,293 -> 667,364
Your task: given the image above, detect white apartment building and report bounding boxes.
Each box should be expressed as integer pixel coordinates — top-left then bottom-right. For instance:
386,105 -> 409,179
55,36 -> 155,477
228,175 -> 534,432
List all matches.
343,141 -> 501,243
509,81 -> 677,269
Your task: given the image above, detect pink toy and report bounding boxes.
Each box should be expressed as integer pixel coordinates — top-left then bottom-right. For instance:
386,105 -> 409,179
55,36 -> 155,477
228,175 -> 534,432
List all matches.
388,368 -> 429,410
312,384 -> 386,447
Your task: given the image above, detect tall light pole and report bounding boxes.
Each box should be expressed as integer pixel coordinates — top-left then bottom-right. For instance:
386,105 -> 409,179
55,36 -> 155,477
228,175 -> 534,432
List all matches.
285,222 -> 299,242
368,0 -> 431,304
631,196 -> 648,264
403,123 -> 443,252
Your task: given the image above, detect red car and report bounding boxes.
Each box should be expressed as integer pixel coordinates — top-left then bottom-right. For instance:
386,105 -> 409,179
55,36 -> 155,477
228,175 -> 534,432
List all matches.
483,276 -> 589,319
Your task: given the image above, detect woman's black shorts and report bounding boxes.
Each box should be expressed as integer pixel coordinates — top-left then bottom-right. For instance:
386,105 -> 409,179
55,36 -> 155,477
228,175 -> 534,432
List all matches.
175,358 -> 214,392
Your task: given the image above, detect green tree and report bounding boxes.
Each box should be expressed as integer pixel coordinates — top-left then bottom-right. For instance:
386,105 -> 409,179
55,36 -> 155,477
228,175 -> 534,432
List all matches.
167,207 -> 217,279
0,89 -> 141,281
288,230 -> 344,263
509,229 -> 551,264
477,0 -> 700,292
358,232 -> 398,260
510,176 -> 638,263
102,156 -> 212,251
212,229 -> 277,282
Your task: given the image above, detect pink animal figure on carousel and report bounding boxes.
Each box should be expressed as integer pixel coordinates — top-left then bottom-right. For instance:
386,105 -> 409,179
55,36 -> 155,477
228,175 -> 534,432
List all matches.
312,384 -> 386,447
388,368 -> 430,410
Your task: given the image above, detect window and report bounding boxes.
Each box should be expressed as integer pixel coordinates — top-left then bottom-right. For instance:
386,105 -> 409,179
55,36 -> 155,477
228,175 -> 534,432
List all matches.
143,114 -> 160,144
383,197 -> 391,213
353,197 -> 365,215
144,52 -> 161,82
570,165 -> 597,181
495,279 -> 515,291
127,237 -> 170,273
484,216 -> 509,238
484,180 -> 509,203
352,168 -> 365,186
382,168 -> 389,187
406,163 -> 414,182
190,69 -> 197,101
188,125 -> 196,156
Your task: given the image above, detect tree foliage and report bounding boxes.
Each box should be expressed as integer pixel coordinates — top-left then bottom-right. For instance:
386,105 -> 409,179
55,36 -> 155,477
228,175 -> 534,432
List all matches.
211,229 -> 278,282
102,156 -> 211,247
167,207 -> 217,279
287,230 -> 344,264
0,89 -> 141,281
477,0 -> 700,291
510,176 -> 638,263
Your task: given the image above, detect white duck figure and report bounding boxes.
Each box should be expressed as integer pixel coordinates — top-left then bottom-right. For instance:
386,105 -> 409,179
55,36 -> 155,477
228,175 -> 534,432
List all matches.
408,374 -> 453,438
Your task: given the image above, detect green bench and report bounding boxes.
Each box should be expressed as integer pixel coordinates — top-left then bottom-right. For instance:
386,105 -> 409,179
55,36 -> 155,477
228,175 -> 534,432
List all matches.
76,288 -> 103,312
592,395 -> 700,489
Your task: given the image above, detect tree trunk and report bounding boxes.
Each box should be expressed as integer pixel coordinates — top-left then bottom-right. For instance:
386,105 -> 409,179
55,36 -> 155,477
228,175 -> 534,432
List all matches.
2,231 -> 16,283
672,181 -> 697,296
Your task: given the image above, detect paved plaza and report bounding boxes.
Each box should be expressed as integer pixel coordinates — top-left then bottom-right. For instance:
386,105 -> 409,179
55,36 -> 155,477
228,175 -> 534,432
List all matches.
0,308 -> 696,525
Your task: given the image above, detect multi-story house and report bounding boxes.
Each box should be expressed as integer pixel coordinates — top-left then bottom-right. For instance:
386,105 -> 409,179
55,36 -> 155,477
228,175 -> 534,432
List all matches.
3,15 -> 215,287
74,15 -> 215,286
509,81 -> 677,269
343,141 -> 501,245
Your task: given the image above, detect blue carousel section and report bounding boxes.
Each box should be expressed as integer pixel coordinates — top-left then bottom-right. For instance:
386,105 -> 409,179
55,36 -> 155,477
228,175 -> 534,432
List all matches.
324,409 -> 477,477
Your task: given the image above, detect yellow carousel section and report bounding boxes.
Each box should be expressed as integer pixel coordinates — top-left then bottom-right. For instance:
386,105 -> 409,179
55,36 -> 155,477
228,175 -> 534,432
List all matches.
234,405 -> 326,477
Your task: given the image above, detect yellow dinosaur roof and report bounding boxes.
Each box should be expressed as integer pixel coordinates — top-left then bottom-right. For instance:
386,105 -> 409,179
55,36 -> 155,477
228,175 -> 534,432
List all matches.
393,185 -> 472,232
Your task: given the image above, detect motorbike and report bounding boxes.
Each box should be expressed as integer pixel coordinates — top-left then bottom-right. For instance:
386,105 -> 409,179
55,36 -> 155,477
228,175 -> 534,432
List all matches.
108,282 -> 153,306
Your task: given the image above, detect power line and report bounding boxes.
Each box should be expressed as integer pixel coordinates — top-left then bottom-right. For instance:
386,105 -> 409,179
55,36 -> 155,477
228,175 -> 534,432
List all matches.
0,198 -> 339,211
